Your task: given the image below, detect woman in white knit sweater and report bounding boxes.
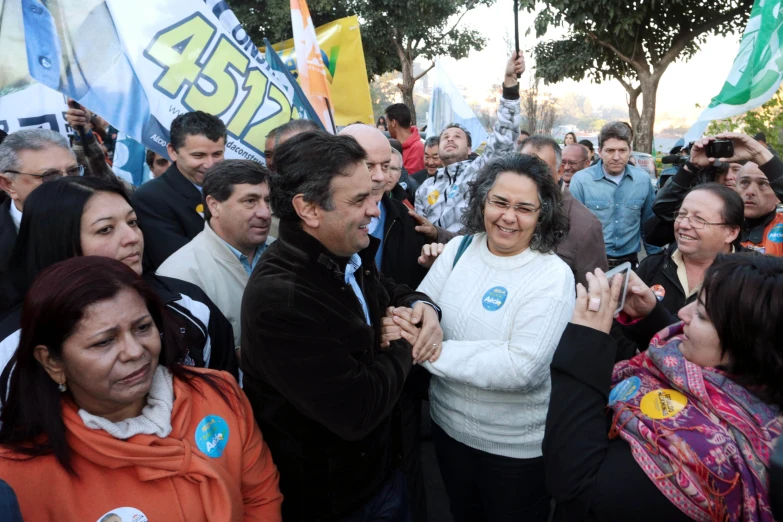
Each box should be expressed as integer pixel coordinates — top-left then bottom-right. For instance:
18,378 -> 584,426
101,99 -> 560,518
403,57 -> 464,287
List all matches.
415,154 -> 575,521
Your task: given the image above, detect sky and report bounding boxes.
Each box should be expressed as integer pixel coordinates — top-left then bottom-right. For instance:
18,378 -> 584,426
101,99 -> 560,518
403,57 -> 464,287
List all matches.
423,1 -> 744,132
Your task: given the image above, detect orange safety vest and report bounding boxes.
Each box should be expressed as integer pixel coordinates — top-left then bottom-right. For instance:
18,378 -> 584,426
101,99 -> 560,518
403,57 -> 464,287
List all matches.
742,212 -> 783,257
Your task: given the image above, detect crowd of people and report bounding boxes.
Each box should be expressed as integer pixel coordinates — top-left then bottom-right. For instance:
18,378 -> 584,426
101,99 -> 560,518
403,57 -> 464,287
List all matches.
0,49 -> 781,522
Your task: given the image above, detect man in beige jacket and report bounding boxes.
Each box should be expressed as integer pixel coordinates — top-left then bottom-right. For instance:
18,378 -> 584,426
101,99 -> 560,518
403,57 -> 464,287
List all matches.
157,159 -> 274,352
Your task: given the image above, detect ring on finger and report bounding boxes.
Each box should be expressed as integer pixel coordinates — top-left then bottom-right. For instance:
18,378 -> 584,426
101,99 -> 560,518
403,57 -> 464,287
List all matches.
588,297 -> 601,312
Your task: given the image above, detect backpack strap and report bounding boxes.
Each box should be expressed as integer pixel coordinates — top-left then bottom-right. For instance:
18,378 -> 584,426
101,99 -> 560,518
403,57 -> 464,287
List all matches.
452,234 -> 474,268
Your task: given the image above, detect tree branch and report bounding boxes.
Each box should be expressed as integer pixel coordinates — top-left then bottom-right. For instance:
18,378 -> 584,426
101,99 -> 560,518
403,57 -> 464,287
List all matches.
657,1 -> 751,73
588,32 -> 644,73
442,6 -> 472,37
414,62 -> 436,82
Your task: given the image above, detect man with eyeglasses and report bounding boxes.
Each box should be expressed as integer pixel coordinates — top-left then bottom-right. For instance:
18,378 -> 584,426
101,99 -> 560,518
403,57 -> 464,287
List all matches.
635,184 -> 745,314
650,133 -> 783,257
0,129 -> 80,265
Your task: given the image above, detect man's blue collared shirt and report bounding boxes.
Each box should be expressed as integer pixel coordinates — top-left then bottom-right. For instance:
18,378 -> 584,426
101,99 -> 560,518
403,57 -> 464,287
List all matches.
569,160 -> 662,257
223,241 -> 267,276
345,254 -> 372,325
368,201 -> 386,270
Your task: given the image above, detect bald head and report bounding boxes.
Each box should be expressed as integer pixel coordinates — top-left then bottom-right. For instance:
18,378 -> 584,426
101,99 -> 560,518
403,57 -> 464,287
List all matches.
339,124 -> 390,202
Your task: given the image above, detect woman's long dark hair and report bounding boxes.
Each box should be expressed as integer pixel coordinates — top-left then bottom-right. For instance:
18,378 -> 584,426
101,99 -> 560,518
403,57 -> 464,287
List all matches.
703,253 -> 783,408
0,257 -> 237,474
4,176 -> 131,308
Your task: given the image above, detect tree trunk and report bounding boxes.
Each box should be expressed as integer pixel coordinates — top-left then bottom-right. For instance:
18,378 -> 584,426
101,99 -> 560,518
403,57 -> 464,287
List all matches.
635,77 -> 659,153
399,54 -> 417,125
625,87 -> 642,150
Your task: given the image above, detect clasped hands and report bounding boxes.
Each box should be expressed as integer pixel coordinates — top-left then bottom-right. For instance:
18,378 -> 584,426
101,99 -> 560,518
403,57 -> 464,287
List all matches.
380,302 -> 443,364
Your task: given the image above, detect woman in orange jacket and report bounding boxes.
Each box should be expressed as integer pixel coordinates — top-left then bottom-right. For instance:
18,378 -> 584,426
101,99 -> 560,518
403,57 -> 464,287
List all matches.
0,256 -> 282,522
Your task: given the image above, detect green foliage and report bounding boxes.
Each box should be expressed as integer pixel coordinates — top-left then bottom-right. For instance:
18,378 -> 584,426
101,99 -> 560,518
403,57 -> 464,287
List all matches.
370,72 -> 402,118
518,0 -> 753,151
232,0 -> 493,80
520,0 -> 753,86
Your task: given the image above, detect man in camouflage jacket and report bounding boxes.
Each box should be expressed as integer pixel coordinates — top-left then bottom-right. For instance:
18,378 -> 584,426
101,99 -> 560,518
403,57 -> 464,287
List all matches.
414,53 -> 524,233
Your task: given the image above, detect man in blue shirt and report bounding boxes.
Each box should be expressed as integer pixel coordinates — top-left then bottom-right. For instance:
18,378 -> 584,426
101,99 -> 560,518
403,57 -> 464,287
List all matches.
156,159 -> 272,352
569,121 -> 662,267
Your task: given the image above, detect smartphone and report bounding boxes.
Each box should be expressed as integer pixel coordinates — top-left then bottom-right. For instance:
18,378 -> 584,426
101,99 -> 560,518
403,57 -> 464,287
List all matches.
605,262 -> 632,316
706,139 -> 734,159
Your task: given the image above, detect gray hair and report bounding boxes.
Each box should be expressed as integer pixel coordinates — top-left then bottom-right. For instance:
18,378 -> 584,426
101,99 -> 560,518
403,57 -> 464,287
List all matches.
0,129 -> 72,174
598,121 -> 633,149
518,135 -> 562,172
390,147 -> 402,165
462,153 -> 569,254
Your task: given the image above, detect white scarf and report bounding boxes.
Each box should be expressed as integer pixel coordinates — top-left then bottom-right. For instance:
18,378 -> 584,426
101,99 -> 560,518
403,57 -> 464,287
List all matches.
78,366 -> 174,440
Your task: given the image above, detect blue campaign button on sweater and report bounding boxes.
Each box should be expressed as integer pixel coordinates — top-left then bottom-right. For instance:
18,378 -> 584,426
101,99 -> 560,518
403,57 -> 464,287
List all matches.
482,287 -> 508,311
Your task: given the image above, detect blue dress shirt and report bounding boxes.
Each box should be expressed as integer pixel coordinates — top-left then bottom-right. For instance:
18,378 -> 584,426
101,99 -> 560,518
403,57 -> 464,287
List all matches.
345,254 -> 372,325
223,241 -> 268,276
368,201 -> 386,270
569,160 -> 662,257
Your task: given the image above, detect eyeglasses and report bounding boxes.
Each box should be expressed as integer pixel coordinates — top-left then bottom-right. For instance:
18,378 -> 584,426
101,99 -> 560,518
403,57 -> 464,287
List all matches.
6,165 -> 83,182
673,210 -> 727,229
487,198 -> 540,216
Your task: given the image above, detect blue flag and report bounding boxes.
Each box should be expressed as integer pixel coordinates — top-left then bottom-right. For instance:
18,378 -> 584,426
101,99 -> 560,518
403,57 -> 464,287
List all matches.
264,38 -> 324,130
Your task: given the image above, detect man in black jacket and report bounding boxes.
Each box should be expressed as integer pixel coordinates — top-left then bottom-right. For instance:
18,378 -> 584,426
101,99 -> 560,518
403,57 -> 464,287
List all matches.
241,131 -> 442,521
131,111 -> 226,271
341,123 -> 433,522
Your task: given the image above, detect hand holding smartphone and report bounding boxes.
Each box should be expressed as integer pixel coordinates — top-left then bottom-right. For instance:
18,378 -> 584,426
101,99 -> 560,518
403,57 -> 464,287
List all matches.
604,262 -> 632,316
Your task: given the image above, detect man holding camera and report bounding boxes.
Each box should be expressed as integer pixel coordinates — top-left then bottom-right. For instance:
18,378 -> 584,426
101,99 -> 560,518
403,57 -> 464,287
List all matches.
651,133 -> 783,256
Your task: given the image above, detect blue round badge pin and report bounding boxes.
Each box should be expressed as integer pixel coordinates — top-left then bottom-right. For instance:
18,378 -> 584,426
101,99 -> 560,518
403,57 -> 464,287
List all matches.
195,415 -> 230,458
768,223 -> 783,243
482,287 -> 508,311
608,376 -> 641,406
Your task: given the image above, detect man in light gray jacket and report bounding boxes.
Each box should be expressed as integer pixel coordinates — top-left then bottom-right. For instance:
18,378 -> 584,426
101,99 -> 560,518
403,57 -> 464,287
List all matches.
157,159 -> 273,352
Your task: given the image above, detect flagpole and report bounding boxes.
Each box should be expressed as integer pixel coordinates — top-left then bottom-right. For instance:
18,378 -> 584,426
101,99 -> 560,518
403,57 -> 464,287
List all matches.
324,97 -> 337,133
514,0 -> 521,78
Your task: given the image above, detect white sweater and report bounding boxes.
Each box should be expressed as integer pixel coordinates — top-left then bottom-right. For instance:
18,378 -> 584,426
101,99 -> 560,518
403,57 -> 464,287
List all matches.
419,234 -> 575,458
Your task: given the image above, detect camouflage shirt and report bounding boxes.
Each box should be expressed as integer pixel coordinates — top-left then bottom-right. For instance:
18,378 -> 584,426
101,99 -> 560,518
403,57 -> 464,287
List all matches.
414,93 -> 521,232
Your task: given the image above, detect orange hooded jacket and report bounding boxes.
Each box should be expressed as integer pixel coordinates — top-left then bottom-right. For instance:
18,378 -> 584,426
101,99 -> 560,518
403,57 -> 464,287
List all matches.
0,368 -> 282,522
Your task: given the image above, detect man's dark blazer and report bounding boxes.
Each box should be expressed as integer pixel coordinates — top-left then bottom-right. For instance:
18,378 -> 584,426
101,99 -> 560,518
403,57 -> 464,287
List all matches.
0,198 -> 18,268
131,163 -> 205,272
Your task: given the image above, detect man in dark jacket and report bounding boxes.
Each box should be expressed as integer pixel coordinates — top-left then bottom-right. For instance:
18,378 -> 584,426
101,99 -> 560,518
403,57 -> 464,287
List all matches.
241,131 -> 443,521
131,111 -> 226,271
341,123 -> 432,521
0,129 -> 80,268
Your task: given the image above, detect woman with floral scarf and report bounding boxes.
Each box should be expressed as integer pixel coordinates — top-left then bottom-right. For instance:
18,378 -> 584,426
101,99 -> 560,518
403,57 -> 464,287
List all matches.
544,253 -> 783,521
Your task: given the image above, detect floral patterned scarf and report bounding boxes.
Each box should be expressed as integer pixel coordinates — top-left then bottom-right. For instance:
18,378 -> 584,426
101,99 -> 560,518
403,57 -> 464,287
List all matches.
609,323 -> 782,521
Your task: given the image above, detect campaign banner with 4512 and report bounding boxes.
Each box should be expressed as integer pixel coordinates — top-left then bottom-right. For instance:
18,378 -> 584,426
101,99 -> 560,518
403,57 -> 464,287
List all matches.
0,0 -> 314,161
